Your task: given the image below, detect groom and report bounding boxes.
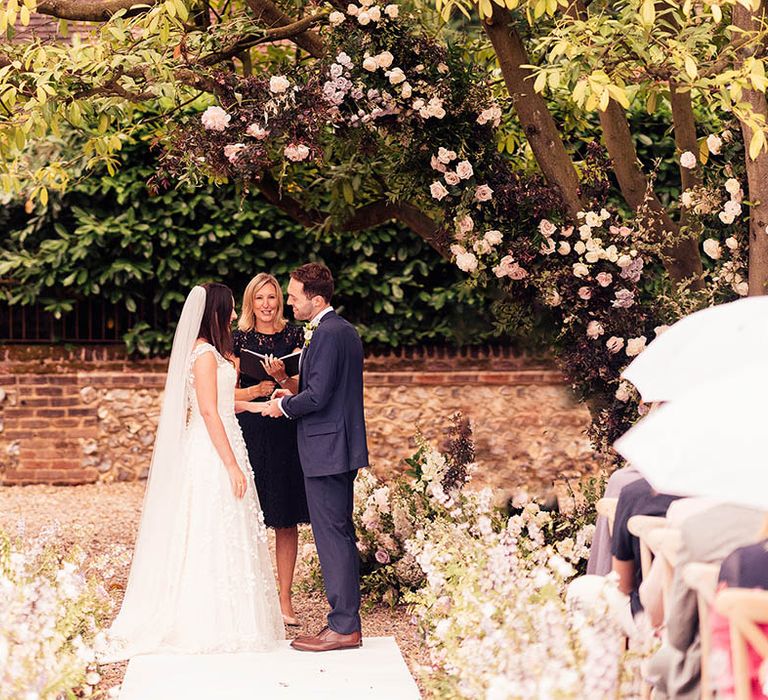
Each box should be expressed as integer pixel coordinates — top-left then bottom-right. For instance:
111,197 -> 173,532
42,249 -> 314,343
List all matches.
262,263 -> 368,652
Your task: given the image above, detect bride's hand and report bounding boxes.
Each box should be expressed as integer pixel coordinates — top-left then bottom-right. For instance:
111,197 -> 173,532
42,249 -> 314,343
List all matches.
227,465 -> 247,499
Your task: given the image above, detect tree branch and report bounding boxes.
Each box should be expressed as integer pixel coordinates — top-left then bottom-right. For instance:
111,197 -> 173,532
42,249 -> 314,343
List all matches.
200,12 -> 327,66
243,0 -> 325,58
256,175 -> 450,258
36,0 -> 155,21
482,6 -> 583,219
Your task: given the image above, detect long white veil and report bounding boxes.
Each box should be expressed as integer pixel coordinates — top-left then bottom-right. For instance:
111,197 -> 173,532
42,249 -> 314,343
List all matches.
105,285 -> 206,658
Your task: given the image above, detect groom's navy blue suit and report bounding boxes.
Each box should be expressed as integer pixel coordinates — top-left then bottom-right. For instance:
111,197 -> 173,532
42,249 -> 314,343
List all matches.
281,309 -> 368,634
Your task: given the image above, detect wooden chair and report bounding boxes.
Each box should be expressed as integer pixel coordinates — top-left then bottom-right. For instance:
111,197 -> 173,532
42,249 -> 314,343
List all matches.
713,587 -> 768,700
596,497 -> 619,536
682,562 -> 720,700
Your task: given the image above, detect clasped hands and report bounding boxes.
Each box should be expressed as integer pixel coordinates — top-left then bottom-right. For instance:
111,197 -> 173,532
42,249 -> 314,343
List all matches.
258,388 -> 293,418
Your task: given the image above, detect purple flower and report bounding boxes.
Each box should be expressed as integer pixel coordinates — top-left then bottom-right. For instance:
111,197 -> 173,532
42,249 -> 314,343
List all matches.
611,289 -> 635,309
619,257 -> 644,284
375,549 -> 391,564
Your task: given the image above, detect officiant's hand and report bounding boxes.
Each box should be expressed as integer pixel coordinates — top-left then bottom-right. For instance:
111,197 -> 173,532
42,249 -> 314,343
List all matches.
261,399 -> 284,418
261,355 -> 288,382
247,380 -> 276,399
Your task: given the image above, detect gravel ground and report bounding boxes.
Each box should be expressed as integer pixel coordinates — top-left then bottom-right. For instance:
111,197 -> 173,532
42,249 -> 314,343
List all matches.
0,483 -> 426,697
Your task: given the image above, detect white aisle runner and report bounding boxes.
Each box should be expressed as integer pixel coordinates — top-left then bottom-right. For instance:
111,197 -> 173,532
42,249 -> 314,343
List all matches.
118,636 -> 421,699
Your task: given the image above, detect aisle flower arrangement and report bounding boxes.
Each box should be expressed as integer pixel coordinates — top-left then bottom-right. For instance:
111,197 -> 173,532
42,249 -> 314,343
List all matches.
0,523 -> 120,699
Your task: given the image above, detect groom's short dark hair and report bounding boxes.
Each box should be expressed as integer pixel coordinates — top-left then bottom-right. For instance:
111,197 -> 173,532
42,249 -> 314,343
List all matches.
292,263 -> 334,303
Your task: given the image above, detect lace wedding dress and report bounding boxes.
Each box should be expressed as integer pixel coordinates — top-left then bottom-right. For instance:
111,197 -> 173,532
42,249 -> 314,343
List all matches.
105,332 -> 284,660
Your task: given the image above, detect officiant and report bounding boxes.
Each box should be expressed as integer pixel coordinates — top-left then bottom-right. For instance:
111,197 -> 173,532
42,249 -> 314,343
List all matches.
233,273 -> 310,628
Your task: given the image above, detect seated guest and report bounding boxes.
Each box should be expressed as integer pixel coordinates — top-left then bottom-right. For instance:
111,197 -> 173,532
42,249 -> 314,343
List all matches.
644,504 -> 764,700
569,477 -> 679,636
587,464 -> 642,576
709,535 -> 768,700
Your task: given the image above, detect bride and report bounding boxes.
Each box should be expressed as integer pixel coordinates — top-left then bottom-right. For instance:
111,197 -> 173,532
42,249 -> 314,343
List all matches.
104,283 -> 285,659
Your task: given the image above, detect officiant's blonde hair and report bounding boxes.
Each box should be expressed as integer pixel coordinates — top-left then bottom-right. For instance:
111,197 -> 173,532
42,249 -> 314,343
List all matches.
238,273 -> 288,332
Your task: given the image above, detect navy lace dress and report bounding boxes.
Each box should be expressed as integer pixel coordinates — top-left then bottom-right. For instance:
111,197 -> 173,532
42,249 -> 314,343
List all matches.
233,325 -> 310,529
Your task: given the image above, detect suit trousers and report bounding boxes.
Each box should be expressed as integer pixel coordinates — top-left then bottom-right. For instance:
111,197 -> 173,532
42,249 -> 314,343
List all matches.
304,470 -> 361,634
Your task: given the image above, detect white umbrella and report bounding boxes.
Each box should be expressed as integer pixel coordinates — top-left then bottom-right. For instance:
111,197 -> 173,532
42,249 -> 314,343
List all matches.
613,366 -> 768,510
621,296 -> 768,402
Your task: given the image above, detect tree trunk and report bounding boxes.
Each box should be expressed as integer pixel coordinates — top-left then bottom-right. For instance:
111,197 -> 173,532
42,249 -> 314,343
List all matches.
483,7 -> 583,219
599,98 -> 704,287
733,3 -> 768,295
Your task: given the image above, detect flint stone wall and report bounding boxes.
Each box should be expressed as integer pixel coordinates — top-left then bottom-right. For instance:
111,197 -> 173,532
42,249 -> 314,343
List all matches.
0,345 -> 598,493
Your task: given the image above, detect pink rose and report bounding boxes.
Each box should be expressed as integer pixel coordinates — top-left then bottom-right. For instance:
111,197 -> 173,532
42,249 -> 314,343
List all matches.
578,286 -> 592,300
606,336 -> 625,354
430,181 -> 449,200
375,549 -> 390,564
456,160 -> 474,180
456,215 -> 474,235
223,143 -> 246,163
538,219 -> 557,237
201,105 -> 231,131
430,156 -> 447,173
586,320 -> 604,339
560,226 -> 574,238
444,171 -> 460,186
474,184 -> 493,202
596,272 -> 613,287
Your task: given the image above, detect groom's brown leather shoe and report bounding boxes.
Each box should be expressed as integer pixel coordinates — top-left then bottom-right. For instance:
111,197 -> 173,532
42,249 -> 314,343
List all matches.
290,626 -> 362,652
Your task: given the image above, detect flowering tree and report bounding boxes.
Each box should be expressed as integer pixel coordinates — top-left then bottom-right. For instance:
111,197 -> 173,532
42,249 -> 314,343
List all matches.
2,0 -> 766,445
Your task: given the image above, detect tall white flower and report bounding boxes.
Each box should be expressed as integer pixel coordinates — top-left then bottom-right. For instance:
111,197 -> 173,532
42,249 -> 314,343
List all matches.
680,151 -> 697,169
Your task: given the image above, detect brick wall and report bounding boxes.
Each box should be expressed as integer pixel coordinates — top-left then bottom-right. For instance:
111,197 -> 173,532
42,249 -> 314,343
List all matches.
0,345 -> 598,492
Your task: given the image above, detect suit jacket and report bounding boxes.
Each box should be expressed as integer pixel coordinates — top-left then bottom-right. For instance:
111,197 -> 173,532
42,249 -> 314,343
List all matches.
281,310 -> 369,477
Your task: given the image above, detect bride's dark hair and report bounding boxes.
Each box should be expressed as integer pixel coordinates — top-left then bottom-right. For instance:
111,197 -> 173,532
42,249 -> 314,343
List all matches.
198,283 -> 234,359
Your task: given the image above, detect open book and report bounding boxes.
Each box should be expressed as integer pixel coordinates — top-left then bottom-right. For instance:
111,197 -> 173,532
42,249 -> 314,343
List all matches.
240,348 -> 301,382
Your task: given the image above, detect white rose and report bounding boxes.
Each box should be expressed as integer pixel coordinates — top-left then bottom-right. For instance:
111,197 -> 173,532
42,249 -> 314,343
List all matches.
375,51 -> 394,68
736,281 -> 749,296
269,75 -> 290,94
200,105 -> 231,131
606,336 -> 625,354
385,3 -> 399,17
680,150 -> 697,169
654,324 -> 670,336
707,134 -> 723,155
444,171 -> 460,186
573,262 -> 589,278
558,241 -> 571,255
681,190 -> 694,208
586,321 -> 604,339
484,229 -> 503,245
387,67 -> 406,85
725,178 -> 741,195
604,244 -> 619,262
400,82 -> 412,99
367,5 -> 381,20
585,251 -> 600,264
616,254 -> 632,268
718,211 -> 735,225
430,181 -> 449,200
615,384 -> 630,402
437,147 -> 457,164
578,224 -> 592,239
455,251 -> 479,273
600,208 -> 610,220
362,56 -> 378,71
357,10 -> 371,24
456,160 -> 473,180
329,10 -> 345,25
724,200 -> 742,217
473,238 -> 492,255
574,240 -> 586,255
703,238 -> 722,259
625,335 -> 647,357
347,3 -> 359,14
246,123 -> 268,139
725,236 -> 739,250
585,211 -> 601,228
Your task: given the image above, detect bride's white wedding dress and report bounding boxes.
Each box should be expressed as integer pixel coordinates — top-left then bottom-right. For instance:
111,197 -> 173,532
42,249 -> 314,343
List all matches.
105,338 -> 284,660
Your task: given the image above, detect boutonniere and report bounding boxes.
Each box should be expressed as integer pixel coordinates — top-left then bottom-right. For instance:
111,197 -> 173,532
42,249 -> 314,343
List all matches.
304,321 -> 318,348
